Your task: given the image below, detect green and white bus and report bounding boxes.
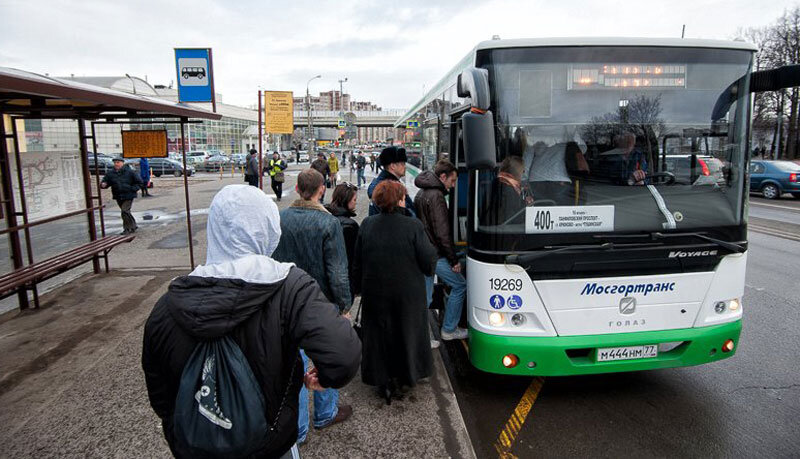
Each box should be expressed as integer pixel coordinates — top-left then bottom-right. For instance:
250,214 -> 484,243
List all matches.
396,37 -> 799,376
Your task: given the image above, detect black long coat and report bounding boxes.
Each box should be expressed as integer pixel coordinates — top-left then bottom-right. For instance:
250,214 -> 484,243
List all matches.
353,209 -> 437,387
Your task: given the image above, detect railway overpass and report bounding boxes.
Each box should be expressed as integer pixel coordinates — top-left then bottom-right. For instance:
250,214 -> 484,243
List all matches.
292,109 -> 404,127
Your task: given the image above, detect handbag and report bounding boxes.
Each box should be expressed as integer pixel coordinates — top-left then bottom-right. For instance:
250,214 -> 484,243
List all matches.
274,171 -> 285,183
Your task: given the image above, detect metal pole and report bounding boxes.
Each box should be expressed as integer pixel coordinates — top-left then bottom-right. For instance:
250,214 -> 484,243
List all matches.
90,122 -> 107,239
10,118 -> 39,305
208,48 -> 217,113
180,119 -> 195,269
307,86 -> 312,154
0,116 -> 28,309
77,118 -> 100,274
258,90 -> 263,189
306,75 -> 321,154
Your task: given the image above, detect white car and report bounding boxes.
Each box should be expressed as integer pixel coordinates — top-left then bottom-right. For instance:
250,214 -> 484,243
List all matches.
186,150 -> 212,165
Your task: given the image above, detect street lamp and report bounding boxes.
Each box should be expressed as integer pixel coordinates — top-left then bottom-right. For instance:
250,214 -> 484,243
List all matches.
306,74 -> 322,153
339,76 -> 348,147
338,77 -> 348,112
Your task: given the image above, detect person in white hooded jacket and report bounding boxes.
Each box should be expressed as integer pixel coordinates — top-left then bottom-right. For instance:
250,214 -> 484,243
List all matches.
142,184 -> 361,459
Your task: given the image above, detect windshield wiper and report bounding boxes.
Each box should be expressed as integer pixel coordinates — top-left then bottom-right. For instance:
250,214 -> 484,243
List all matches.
505,242 -> 617,264
650,231 -> 746,253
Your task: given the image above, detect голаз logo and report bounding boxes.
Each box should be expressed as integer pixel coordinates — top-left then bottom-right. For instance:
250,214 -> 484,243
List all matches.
619,297 -> 637,315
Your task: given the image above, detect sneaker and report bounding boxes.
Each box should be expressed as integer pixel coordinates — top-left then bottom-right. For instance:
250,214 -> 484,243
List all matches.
430,339 -> 441,349
315,404 -> 352,430
440,327 -> 468,341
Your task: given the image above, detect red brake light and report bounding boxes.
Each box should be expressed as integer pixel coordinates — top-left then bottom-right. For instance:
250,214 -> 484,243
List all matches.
698,158 -> 709,176
791,173 -> 798,182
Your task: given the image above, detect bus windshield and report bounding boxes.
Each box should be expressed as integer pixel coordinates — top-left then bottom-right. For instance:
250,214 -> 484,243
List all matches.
475,46 -> 752,237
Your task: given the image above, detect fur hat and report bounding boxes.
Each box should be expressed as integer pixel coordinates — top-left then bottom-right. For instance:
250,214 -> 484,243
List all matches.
379,146 -> 407,167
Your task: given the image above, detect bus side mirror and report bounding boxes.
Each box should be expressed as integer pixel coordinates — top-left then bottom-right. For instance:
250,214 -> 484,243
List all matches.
457,67 -> 491,111
462,110 -> 496,170
713,65 -> 800,121
750,64 -> 800,93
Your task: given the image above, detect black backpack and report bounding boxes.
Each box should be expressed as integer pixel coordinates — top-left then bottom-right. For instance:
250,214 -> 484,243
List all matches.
173,336 -> 279,458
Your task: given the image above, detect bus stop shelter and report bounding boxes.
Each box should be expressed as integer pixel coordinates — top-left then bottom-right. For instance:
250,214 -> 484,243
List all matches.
0,67 -> 221,310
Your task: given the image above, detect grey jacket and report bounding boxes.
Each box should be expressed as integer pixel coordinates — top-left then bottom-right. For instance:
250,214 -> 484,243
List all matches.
272,200 -> 352,312
246,155 -> 259,176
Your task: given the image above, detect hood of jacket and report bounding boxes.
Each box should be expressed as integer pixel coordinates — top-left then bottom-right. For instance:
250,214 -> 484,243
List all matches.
414,170 -> 445,192
325,204 -> 355,219
168,184 -> 295,339
165,272 -> 285,340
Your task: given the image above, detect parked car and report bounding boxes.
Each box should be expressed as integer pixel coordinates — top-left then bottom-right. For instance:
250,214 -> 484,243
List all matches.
298,150 -> 309,163
230,153 -> 247,167
202,154 -> 231,172
749,160 -> 800,199
87,154 -> 115,175
148,158 -> 195,177
186,150 -> 212,165
662,155 -> 726,185
121,157 -> 195,177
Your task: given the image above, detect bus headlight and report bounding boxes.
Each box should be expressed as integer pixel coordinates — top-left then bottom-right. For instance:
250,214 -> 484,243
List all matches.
489,312 -> 505,326
715,298 -> 741,314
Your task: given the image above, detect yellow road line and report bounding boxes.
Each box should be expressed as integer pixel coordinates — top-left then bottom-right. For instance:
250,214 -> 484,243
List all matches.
493,376 -> 545,458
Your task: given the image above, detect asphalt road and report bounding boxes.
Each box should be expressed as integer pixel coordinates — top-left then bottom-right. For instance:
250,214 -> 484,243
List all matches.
440,193 -> 800,457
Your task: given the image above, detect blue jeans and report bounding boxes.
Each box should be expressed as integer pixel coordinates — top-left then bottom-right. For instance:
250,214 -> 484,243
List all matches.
425,258 -> 466,333
297,350 -> 339,444
357,168 -> 366,186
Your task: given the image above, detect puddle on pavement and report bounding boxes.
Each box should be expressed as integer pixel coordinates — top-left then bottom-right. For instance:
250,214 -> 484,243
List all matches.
149,229 -> 200,249
104,208 -> 209,230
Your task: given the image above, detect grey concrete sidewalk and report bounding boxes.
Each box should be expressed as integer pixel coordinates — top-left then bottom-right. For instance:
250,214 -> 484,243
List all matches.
0,268 -> 475,458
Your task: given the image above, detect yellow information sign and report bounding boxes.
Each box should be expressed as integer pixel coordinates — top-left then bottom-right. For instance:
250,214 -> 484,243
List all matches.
264,91 -> 294,134
121,130 -> 168,158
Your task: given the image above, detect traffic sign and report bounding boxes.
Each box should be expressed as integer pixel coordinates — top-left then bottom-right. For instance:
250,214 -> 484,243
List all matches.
406,120 -> 419,129
174,48 -> 215,104
338,119 -> 346,128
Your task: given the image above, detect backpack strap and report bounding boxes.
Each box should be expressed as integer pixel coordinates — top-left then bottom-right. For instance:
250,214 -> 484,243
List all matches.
268,354 -> 298,431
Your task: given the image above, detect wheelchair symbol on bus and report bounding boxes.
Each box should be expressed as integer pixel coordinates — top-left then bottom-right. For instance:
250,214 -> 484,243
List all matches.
489,294 -> 505,309
507,295 -> 523,310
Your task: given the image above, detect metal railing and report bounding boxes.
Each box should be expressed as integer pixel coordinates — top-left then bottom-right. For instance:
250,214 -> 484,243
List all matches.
292,109 -> 407,118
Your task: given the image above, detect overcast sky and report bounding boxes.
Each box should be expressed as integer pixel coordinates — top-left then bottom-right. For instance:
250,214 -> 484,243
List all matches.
1,0 -> 798,109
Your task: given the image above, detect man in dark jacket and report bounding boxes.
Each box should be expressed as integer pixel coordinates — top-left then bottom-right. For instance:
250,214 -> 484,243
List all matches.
245,149 -> 259,187
355,152 -> 367,187
101,157 -> 142,234
414,159 -> 467,341
272,168 -> 353,443
310,153 -> 331,203
142,184 -> 360,459
367,146 -> 415,216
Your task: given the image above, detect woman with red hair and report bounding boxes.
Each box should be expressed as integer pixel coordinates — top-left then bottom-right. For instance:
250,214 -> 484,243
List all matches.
353,180 -> 437,404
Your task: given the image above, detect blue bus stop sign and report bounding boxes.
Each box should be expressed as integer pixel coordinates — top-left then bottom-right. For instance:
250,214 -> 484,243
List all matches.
174,48 -> 215,103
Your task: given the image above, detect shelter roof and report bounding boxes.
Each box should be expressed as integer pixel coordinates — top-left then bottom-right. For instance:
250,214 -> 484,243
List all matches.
0,67 -> 221,120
